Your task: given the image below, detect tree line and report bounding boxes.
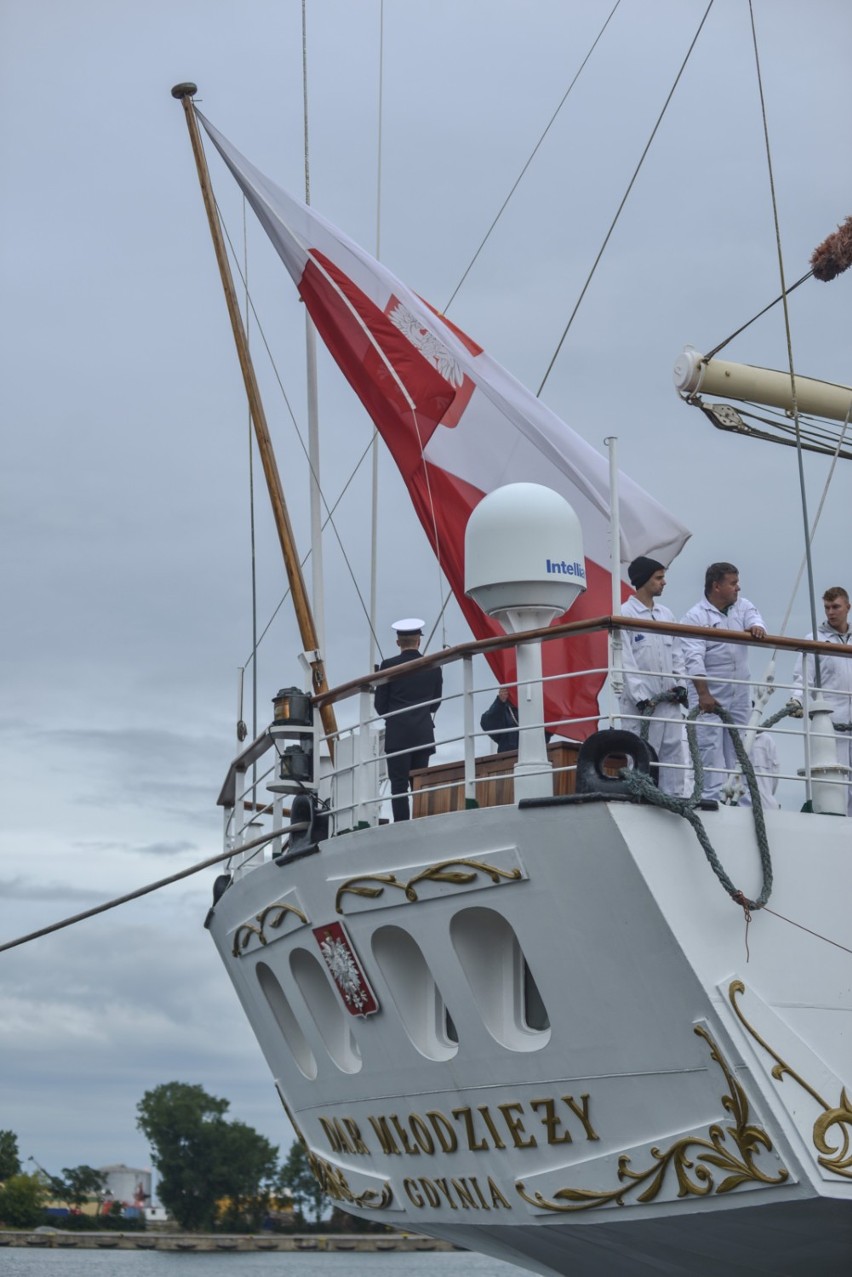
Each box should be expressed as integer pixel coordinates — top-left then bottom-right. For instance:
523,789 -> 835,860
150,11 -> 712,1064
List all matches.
0,1082 -> 338,1233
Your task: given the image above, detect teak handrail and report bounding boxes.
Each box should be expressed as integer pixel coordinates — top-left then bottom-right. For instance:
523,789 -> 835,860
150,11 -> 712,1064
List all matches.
312,615 -> 851,710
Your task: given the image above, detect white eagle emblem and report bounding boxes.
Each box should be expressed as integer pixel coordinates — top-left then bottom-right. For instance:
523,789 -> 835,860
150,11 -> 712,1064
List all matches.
389,302 -> 465,387
318,931 -> 374,1013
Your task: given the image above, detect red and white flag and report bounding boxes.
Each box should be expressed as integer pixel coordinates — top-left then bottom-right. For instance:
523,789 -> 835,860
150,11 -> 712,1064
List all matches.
200,115 -> 690,735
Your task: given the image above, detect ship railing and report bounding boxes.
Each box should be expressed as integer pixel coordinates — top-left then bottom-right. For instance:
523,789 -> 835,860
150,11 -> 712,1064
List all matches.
217,617 -> 852,857
615,668 -> 808,803
321,661 -> 612,827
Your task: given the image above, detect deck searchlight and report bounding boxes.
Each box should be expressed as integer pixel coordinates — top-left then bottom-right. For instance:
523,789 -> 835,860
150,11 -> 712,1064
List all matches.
465,483 -> 586,800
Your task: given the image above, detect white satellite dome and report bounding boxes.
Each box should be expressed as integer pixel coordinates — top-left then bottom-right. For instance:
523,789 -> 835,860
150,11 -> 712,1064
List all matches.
465,483 -> 586,630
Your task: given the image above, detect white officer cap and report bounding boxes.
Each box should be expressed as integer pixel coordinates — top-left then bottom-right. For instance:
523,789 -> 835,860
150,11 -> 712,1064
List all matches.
392,617 -> 425,636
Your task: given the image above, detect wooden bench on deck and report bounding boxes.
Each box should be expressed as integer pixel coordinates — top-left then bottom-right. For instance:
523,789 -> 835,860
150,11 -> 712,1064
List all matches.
411,741 -> 582,817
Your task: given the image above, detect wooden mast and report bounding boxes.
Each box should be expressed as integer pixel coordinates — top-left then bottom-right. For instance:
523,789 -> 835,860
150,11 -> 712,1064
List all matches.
171,83 -> 337,753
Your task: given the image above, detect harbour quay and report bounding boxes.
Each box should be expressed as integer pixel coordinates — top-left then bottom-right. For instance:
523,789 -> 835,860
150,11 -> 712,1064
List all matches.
0,1230 -> 455,1252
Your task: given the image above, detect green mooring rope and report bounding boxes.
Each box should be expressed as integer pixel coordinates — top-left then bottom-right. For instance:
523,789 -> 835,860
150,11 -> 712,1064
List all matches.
637,689 -> 683,742
622,702 -> 797,912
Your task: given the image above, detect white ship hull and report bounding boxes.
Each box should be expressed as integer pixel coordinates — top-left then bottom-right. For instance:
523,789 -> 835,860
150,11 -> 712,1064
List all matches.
206,797 -> 852,1274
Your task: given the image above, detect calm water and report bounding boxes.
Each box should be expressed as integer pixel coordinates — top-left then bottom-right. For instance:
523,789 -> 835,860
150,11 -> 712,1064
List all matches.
0,1252 -> 523,1276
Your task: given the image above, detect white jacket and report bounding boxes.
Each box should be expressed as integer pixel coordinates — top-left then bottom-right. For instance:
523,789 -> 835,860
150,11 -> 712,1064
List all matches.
620,596 -> 686,705
680,595 -> 765,710
792,621 -> 852,725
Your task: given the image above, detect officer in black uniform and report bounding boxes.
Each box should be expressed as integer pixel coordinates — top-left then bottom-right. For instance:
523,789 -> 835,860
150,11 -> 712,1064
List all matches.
374,618 -> 443,821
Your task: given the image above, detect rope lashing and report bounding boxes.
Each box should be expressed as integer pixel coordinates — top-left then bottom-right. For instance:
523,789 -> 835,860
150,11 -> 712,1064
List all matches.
759,704 -> 798,730
623,704 -> 773,911
636,688 -> 687,742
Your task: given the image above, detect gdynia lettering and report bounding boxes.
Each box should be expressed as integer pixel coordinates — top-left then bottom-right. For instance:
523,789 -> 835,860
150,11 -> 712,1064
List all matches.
318,1094 -> 598,1159
545,558 -> 586,577
402,1175 -> 513,1211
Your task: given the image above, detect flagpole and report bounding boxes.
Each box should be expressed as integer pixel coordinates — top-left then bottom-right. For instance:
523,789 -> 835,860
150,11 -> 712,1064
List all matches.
604,436 -> 624,722
171,83 -> 337,754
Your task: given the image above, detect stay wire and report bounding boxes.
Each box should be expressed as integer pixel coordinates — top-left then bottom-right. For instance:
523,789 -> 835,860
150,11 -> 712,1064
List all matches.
748,0 -> 821,680
537,0 -> 715,397
301,0 -> 311,206
214,206 -> 383,664
243,433 -> 383,670
369,0 -> 385,669
442,0 -> 623,316
761,906 -> 852,957
775,400 -> 852,639
0,837 -> 273,956
702,270 -> 813,361
243,197 -> 258,752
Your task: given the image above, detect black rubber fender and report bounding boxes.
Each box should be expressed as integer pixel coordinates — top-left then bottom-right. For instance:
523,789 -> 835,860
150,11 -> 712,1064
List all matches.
575,729 -> 659,796
211,873 -> 232,905
276,792 -> 329,863
204,872 -> 233,930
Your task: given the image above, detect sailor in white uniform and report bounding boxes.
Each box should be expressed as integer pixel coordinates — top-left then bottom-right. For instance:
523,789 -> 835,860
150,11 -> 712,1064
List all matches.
791,585 -> 852,815
620,557 -> 688,796
751,729 -> 780,809
680,562 -> 766,802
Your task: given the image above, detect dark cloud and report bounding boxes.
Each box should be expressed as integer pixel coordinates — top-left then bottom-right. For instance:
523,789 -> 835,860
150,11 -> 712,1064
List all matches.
0,876 -> 101,904
71,839 -> 198,856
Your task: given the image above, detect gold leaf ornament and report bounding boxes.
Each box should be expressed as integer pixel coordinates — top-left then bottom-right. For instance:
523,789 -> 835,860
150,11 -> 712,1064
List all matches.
335,858 -> 521,913
729,980 -> 852,1180
231,901 -> 308,956
516,1025 -> 787,1214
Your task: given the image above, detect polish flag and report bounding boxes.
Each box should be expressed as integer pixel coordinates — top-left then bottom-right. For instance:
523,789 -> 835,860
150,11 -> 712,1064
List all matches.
200,114 -> 690,736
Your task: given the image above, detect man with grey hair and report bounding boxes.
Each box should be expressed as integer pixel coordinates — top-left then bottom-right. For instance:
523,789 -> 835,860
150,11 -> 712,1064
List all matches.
680,562 -> 766,801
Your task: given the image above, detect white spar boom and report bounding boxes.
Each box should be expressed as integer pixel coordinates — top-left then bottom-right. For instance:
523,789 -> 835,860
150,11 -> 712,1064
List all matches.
674,347 -> 852,422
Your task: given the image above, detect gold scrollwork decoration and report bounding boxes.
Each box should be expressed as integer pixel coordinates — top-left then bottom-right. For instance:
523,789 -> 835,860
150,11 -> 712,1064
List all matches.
307,1149 -> 394,1211
335,858 -> 522,913
516,1024 -> 788,1213
728,979 -> 852,1180
232,902 -> 309,957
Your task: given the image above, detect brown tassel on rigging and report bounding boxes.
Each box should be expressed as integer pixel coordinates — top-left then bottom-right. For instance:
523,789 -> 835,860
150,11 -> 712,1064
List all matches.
810,215 -> 852,281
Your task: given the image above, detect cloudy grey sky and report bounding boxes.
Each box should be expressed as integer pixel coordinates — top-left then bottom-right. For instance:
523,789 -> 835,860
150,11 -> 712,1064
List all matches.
2,0 -> 851,1189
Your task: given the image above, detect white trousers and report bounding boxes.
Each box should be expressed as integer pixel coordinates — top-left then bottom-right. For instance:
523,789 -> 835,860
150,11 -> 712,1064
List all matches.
622,700 -> 686,797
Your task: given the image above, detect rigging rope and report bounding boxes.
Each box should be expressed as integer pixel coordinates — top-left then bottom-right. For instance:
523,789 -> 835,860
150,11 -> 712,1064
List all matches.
214,210 -> 383,665
625,704 -> 773,911
775,401 -> 852,638
409,402 -> 453,649
442,0 -> 623,316
301,0 -> 311,205
748,0 -> 821,683
243,197 -> 259,751
701,271 -> 813,362
243,433 -> 383,669
0,826 -> 304,957
375,0 -> 384,264
537,0 -> 715,396
369,0 -> 385,669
